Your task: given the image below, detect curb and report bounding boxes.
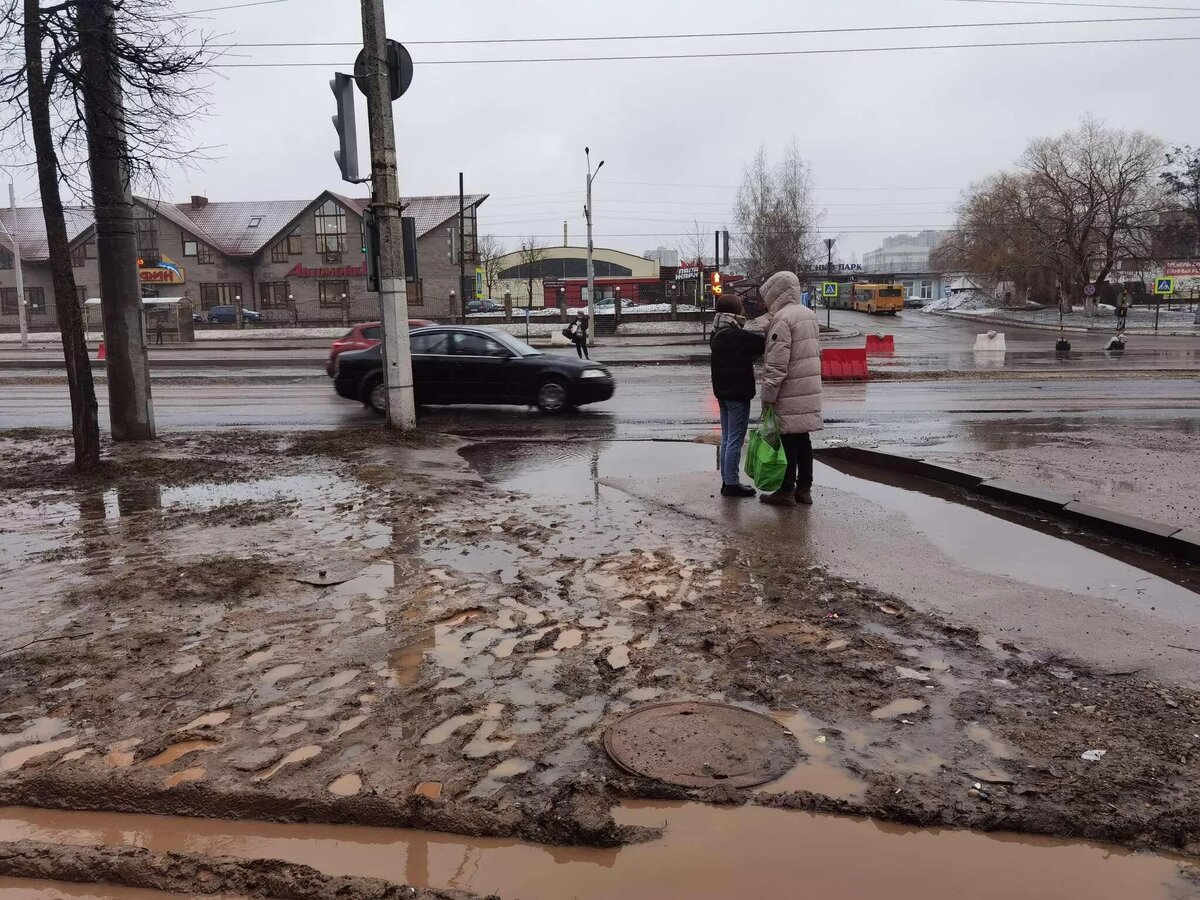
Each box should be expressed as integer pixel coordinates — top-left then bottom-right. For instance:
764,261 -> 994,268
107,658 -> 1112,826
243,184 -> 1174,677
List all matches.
814,445 -> 1197,564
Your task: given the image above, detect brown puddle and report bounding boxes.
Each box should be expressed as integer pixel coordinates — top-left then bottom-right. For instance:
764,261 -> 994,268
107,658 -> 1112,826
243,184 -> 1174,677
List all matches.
0,802 -> 1189,899
0,876 -> 228,899
143,741 -> 220,769
162,767 -> 205,788
760,712 -> 867,800
871,698 -> 926,720
0,737 -> 77,775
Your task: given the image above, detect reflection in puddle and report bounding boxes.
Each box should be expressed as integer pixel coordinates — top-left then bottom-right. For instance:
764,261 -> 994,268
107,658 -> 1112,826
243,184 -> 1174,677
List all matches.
762,712 -> 867,800
0,802 -> 1187,900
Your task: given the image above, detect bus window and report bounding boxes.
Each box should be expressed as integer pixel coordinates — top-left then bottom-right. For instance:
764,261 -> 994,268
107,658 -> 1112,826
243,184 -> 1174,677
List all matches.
880,288 -> 903,298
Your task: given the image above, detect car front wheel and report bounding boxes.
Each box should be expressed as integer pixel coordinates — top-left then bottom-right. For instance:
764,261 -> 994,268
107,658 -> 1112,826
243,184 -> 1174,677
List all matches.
536,378 -> 569,414
364,377 -> 387,415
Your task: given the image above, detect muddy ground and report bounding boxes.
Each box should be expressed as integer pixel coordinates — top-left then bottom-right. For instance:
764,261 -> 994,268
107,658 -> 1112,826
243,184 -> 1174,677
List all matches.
2,426 -> 1200,897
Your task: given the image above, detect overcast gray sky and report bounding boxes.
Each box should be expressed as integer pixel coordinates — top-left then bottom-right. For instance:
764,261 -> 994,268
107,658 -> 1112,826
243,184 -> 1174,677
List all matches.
12,0 -> 1200,259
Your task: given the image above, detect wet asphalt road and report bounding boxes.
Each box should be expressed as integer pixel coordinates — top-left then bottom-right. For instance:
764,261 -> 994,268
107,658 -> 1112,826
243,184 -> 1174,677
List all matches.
1,367 -> 1198,447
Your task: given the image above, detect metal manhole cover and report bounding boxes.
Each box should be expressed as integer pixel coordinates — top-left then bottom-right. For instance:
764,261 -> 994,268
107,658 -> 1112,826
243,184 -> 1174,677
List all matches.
603,701 -> 799,788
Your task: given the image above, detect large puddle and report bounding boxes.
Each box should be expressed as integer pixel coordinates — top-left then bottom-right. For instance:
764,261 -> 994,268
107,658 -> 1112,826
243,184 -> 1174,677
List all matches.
466,440 -> 1198,614
0,804 -> 1191,900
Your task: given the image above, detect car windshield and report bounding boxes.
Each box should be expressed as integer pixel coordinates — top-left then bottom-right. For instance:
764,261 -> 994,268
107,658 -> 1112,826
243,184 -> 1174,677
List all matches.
490,330 -> 542,357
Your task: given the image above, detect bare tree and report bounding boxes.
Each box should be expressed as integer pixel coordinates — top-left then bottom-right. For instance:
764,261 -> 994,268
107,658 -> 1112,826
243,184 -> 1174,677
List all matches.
941,118 -> 1164,314
734,139 -> 819,279
1159,146 -> 1200,259
478,233 -> 506,299
516,236 -> 547,311
17,0 -> 99,468
0,0 -> 212,461
675,219 -> 709,268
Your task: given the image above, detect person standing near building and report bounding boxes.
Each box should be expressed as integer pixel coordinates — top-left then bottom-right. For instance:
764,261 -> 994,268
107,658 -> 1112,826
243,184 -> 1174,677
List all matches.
758,271 -> 823,506
710,295 -> 766,497
565,311 -> 590,359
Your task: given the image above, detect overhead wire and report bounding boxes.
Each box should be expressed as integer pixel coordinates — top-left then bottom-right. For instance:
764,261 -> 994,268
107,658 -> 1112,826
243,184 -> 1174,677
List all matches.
209,34 -> 1200,67
195,11 -> 1200,47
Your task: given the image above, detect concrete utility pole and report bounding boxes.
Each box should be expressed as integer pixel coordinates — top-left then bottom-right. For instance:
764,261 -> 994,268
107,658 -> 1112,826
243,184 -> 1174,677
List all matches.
5,184 -> 27,349
584,147 -> 604,324
360,0 -> 416,429
78,0 -> 154,440
458,172 -> 466,323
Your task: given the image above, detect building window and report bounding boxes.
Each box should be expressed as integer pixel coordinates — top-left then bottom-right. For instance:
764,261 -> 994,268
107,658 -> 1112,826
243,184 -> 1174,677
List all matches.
920,280 -> 933,300
248,217 -> 263,228
318,280 -> 349,309
199,282 -> 243,307
25,287 -> 46,313
196,243 -> 215,264
259,281 -> 290,310
314,200 -> 346,255
135,207 -> 158,261
77,286 -> 88,305
71,244 -> 87,267
271,242 -> 289,264
0,246 -> 11,270
182,234 -> 198,257
286,232 -> 303,255
0,288 -> 15,314
407,279 -> 423,307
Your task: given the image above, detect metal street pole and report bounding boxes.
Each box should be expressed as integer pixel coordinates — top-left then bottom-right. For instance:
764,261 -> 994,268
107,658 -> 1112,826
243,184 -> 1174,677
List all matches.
584,147 -> 603,329
361,0 -> 415,430
824,237 -> 835,329
78,0 -> 154,441
5,184 -> 27,349
458,171 -> 466,324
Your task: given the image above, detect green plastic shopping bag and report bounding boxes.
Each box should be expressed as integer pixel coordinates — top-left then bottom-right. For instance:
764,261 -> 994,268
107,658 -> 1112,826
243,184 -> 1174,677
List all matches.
744,407 -> 786,492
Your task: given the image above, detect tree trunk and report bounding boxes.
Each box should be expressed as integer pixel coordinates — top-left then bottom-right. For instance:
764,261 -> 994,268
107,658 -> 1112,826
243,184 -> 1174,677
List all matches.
25,0 -> 101,470
78,0 -> 156,442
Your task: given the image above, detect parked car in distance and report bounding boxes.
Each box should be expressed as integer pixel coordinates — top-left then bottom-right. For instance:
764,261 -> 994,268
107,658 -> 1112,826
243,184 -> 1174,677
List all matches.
333,325 -> 614,414
326,319 -> 434,376
593,297 -> 635,309
207,306 -> 263,324
466,299 -> 502,314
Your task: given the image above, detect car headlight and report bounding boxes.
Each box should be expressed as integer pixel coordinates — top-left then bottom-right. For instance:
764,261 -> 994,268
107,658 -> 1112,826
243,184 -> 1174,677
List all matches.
580,368 -> 608,379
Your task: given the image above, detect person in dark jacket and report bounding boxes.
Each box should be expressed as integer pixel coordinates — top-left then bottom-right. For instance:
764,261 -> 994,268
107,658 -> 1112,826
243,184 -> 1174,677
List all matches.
566,312 -> 590,359
710,295 -> 766,497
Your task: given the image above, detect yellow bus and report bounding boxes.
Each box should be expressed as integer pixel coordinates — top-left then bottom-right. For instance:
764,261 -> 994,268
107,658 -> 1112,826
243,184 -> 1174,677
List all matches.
851,283 -> 904,315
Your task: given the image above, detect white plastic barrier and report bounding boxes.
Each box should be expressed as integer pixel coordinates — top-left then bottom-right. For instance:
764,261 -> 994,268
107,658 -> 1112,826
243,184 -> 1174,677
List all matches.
973,330 -> 1007,352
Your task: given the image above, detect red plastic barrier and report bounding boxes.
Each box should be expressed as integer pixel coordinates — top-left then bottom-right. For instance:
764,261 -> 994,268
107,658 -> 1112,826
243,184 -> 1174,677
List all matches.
865,334 -> 894,353
97,341 -> 106,361
820,348 -> 869,381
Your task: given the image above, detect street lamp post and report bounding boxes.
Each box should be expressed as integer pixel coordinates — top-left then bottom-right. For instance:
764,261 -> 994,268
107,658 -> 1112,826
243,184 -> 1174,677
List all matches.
584,147 -> 604,331
2,184 -> 28,349
234,293 -> 243,330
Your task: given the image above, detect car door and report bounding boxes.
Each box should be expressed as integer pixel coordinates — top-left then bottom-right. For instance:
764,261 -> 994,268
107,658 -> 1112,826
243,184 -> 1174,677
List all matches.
408,330 -> 454,405
448,330 -> 516,405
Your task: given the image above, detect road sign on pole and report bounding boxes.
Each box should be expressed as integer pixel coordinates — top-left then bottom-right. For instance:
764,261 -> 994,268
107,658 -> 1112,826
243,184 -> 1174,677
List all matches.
354,39 -> 413,101
1083,283 -> 1097,297
822,282 -> 838,298
1154,277 -> 1174,296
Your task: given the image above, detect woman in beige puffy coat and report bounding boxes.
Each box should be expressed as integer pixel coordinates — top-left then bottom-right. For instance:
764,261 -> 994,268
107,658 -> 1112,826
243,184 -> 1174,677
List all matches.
758,271 -> 823,506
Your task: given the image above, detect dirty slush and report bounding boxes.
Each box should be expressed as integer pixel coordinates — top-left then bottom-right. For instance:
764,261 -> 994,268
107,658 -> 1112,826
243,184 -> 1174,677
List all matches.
1,426 -> 1199,898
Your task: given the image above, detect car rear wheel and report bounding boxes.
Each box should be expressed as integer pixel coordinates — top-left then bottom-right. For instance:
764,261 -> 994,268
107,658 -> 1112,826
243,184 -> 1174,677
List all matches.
536,378 -> 569,414
365,377 -> 387,415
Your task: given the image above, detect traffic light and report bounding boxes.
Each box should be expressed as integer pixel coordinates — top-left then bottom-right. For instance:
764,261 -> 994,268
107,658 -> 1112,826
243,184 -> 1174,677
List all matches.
330,73 -> 359,183
710,271 -> 723,297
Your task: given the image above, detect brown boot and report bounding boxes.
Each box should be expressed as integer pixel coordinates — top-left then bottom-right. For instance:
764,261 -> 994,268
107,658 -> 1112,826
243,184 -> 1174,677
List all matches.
794,488 -> 813,505
760,490 -> 796,507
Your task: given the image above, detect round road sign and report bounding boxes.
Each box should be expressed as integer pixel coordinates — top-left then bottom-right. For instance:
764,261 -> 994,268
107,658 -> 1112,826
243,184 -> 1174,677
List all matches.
1083,283 -> 1097,297
354,40 -> 413,101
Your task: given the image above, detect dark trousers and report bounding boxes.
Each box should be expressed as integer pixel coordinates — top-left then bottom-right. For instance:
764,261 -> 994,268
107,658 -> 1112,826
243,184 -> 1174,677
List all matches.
575,338 -> 589,359
781,432 -> 813,492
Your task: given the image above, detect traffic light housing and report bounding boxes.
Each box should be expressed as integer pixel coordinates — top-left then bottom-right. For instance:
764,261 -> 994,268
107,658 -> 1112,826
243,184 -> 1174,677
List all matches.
710,271 -> 723,297
330,73 -> 359,183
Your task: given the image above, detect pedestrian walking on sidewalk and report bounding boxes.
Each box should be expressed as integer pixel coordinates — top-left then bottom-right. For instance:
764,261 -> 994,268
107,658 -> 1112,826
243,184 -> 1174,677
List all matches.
566,311 -> 590,360
1116,288 -> 1131,331
710,295 -> 766,498
758,271 -> 823,506
154,317 -> 164,345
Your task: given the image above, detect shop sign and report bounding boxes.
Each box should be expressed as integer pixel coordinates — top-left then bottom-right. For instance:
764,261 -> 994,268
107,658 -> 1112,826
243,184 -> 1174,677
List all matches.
1163,260 -> 1200,277
139,255 -> 185,284
287,262 -> 368,278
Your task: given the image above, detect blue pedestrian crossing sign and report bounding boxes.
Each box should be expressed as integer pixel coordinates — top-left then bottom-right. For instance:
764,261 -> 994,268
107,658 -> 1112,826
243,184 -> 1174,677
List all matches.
822,282 -> 839,297
1154,277 -> 1174,295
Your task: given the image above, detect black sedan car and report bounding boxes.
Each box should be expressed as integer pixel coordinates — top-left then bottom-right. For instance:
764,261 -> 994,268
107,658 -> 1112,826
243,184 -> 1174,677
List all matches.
333,326 -> 615,414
